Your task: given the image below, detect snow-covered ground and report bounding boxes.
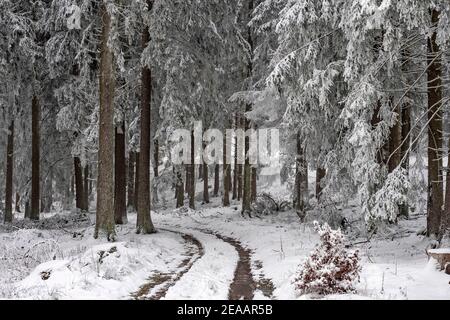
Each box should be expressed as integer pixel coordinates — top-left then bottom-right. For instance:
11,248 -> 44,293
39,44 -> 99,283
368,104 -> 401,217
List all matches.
0,180 -> 449,300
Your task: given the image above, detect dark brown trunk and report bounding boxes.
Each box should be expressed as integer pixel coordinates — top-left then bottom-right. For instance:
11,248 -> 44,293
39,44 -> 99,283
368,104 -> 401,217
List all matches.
213,164 -> 220,197
176,167 -> 184,208
294,133 -> 308,220
31,96 -> 40,220
95,2 -> 116,240
153,139 -> 159,178
114,122 -> 127,224
203,162 -> 209,204
127,151 -> 136,210
83,165 -> 89,211
251,167 -> 257,202
137,8 -> 156,234
399,103 -> 411,217
74,156 -> 85,211
5,120 -> 14,222
223,130 -> 230,207
4,120 -> 14,223
388,102 -> 402,173
15,193 -> 21,213
316,167 -> 326,200
427,9 -> 443,237
188,130 -> 195,209
134,152 -> 140,211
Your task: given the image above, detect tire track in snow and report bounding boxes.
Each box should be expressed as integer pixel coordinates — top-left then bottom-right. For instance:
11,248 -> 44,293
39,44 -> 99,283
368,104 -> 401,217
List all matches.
132,229 -> 204,300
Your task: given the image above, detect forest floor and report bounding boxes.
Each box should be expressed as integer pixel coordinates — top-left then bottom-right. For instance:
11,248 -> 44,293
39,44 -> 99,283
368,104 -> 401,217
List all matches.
0,182 -> 449,300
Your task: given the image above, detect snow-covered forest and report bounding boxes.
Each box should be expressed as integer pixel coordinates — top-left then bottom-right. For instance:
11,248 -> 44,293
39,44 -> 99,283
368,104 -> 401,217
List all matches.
0,0 -> 449,301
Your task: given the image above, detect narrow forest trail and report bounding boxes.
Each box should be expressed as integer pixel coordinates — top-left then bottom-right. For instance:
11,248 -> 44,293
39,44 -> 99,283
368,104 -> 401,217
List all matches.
131,229 -> 204,300
143,223 -> 275,300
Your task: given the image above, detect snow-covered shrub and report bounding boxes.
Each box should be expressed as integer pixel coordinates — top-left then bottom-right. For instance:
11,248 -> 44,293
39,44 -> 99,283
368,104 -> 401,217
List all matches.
294,221 -> 361,295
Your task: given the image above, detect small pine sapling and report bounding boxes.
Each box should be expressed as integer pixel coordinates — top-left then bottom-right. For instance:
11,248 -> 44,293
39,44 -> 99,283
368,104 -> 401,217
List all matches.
294,221 -> 361,295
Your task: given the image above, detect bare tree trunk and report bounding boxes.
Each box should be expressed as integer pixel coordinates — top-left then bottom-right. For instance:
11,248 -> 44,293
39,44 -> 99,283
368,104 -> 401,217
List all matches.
83,165 -> 89,211
176,166 -> 184,208
15,193 -> 21,213
251,167 -> 257,202
315,167 -> 326,200
74,156 -> 85,211
137,7 -> 156,234
203,161 -> 209,204
134,152 -> 140,211
4,120 -> 14,223
114,122 -> 127,224
294,133 -> 308,221
233,113 -> 238,200
213,164 -> 220,197
223,130 -> 230,207
153,139 -> 159,204
388,102 -> 402,173
399,103 -> 411,218
188,130 -> 195,209
127,151 -> 136,211
31,96 -> 40,220
95,2 -> 116,240
427,9 -> 443,237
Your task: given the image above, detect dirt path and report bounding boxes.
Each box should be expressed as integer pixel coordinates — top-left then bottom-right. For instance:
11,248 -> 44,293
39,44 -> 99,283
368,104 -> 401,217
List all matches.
190,227 -> 275,300
132,229 -> 204,300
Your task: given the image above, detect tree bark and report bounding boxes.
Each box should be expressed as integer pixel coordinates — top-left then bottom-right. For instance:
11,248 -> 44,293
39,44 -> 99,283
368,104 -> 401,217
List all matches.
31,95 -> 40,220
137,8 -> 156,234
15,192 -> 20,213
233,113 -> 238,200
153,139 -> 159,204
95,2 -> 116,240
83,165 -> 89,211
213,164 -> 220,197
294,133 -> 308,221
127,151 -> 136,210
188,130 -> 196,209
4,120 -> 14,223
427,9 -> 443,237
134,152 -> 140,211
399,103 -> 411,218
203,162 -> 209,204
114,122 -> 127,224
74,156 -> 85,211
388,102 -> 402,173
316,167 -> 326,200
176,166 -> 184,208
223,130 -> 231,207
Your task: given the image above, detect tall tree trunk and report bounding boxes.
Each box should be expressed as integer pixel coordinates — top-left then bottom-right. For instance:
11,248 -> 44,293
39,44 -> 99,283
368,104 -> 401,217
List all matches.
4,120 -> 14,223
83,165 -> 89,211
176,166 -> 184,208
399,103 -> 411,217
114,122 -> 127,224
134,152 -> 140,211
15,193 -> 20,213
31,96 -> 40,220
223,130 -> 230,207
127,151 -> 136,210
74,156 -> 85,211
203,162 -> 209,204
137,8 -> 156,234
388,102 -> 402,173
42,168 -> 53,213
95,2 -> 116,240
213,164 -> 220,197
316,167 -> 326,200
153,139 -> 159,204
251,167 -> 257,202
233,114 -> 238,200
188,130 -> 196,209
427,9 -> 443,237
237,116 -> 243,201
294,133 -> 308,221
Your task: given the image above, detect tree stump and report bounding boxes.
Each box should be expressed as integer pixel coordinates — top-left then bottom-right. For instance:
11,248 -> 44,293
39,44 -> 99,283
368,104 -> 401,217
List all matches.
427,249 -> 450,274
